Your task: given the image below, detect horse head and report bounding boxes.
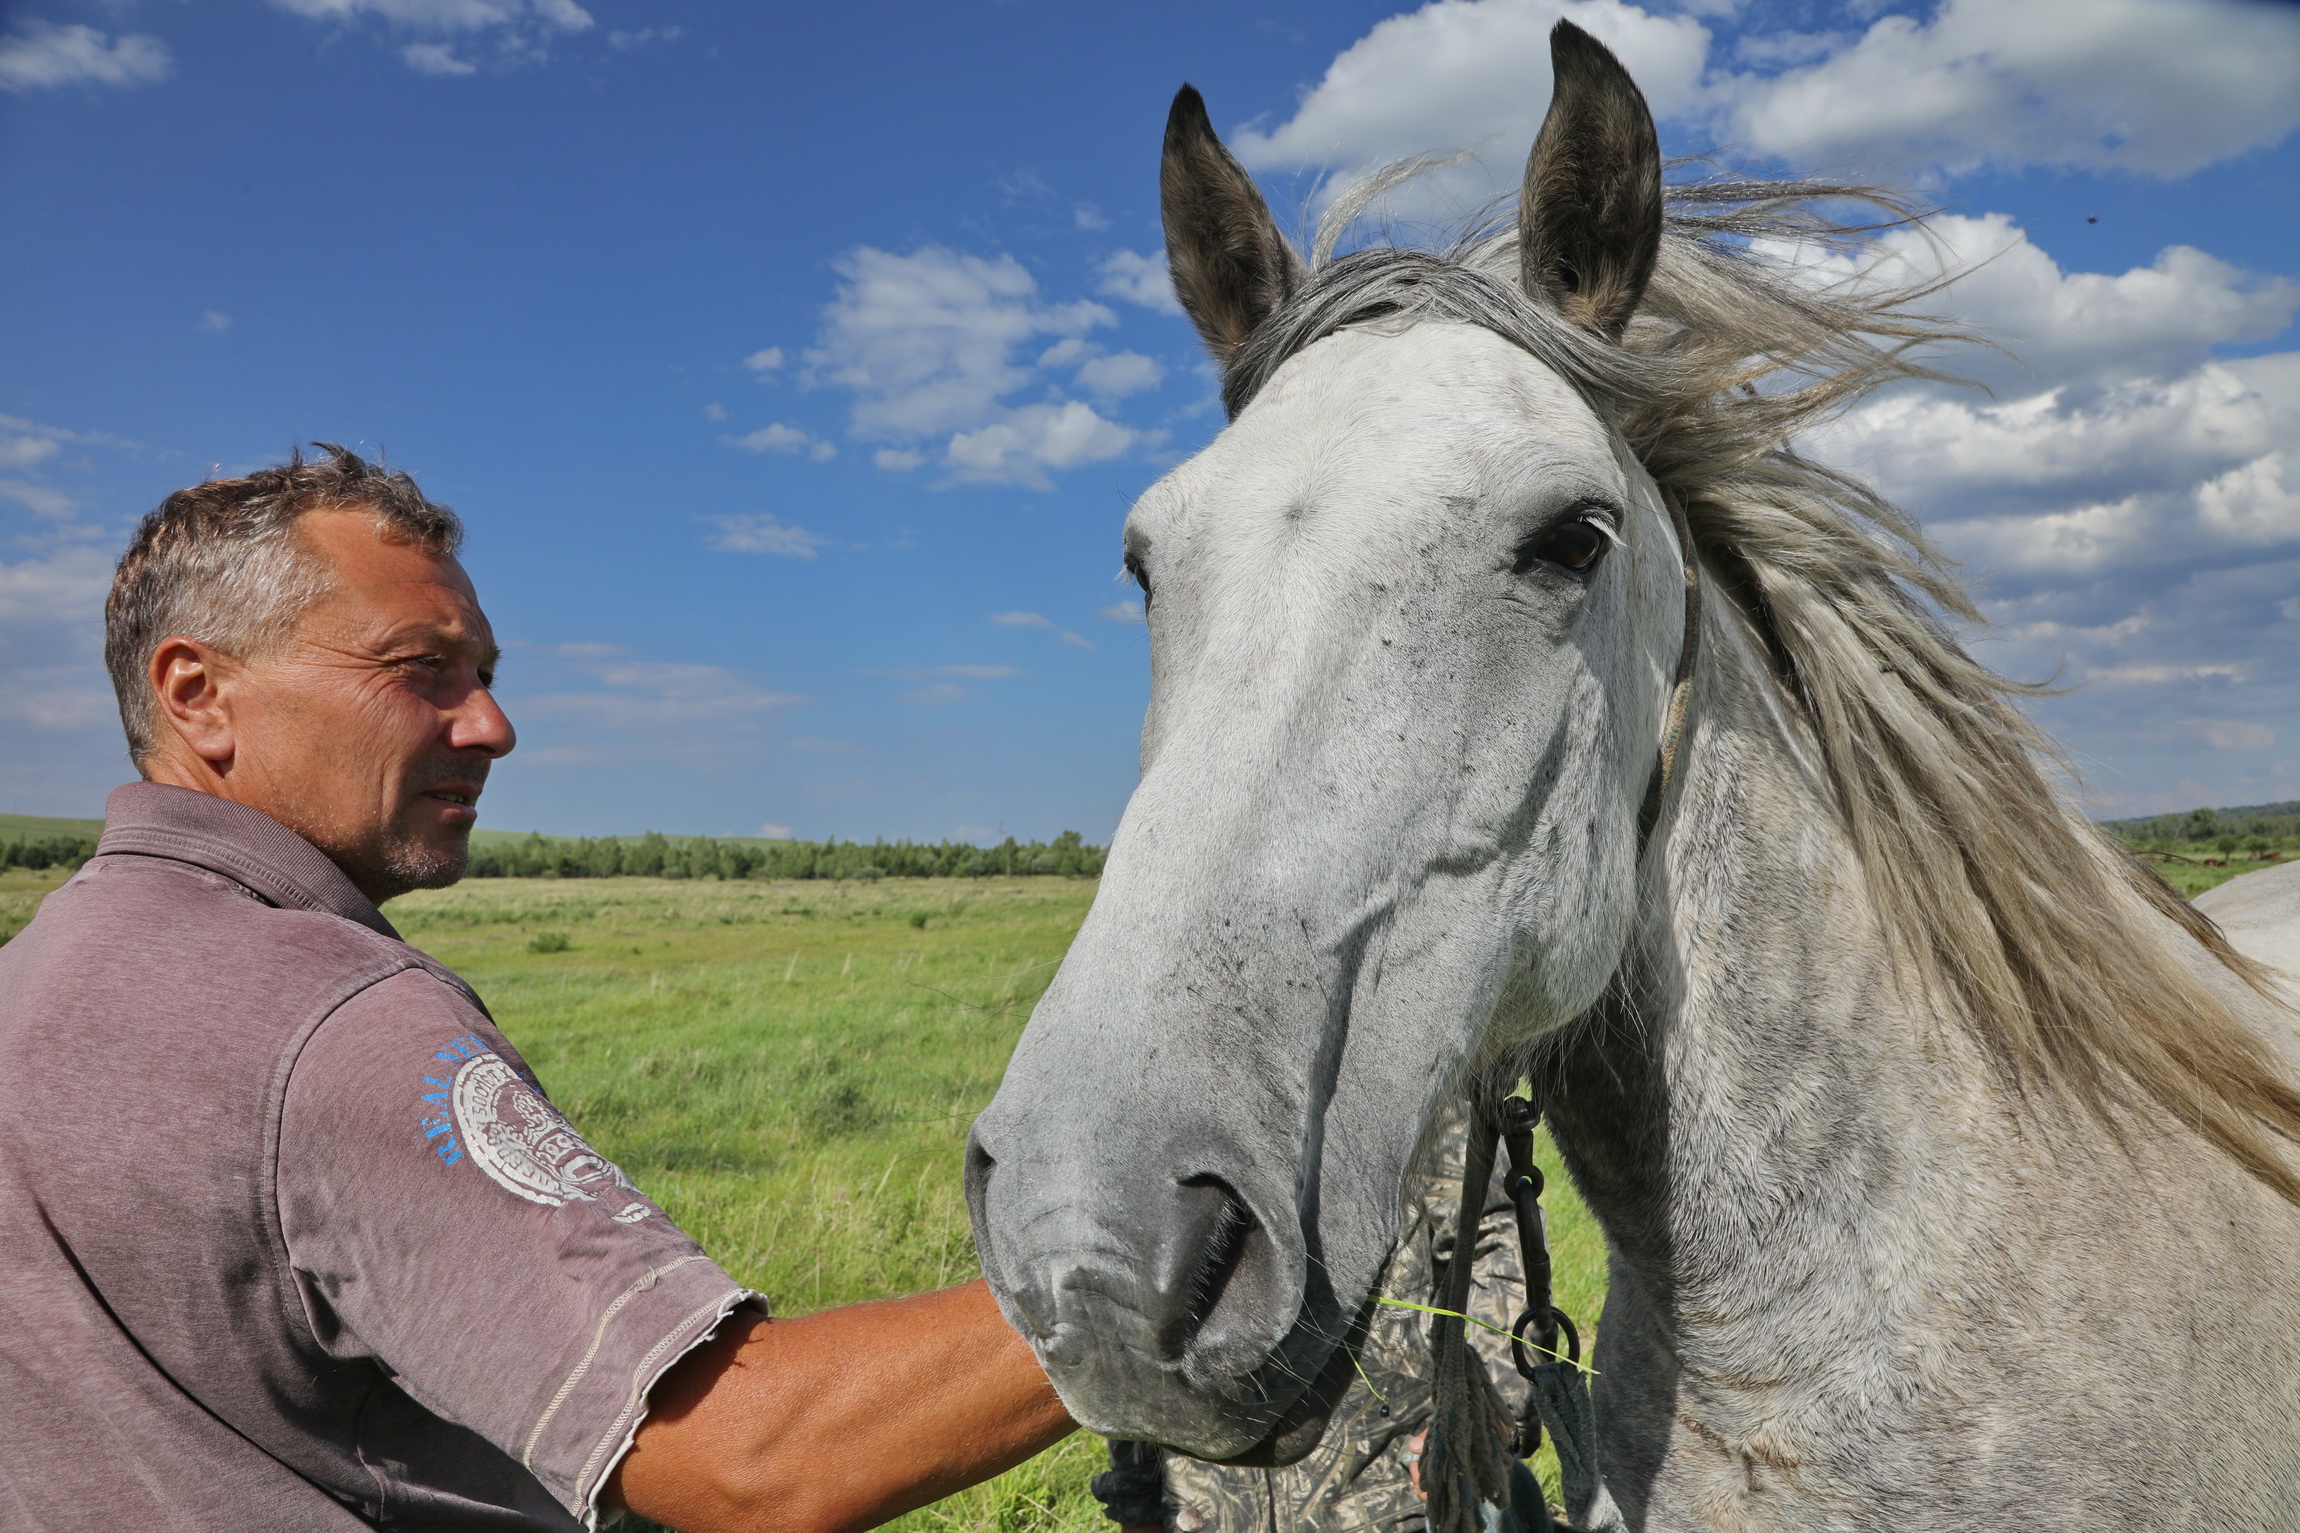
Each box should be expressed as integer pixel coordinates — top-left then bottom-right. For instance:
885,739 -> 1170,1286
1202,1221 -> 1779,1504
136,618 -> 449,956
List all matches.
967,22 -> 1688,1460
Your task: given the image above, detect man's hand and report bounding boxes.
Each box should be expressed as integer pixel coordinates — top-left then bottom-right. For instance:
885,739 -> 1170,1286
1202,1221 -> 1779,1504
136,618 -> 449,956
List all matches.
607,1279 -> 1073,1533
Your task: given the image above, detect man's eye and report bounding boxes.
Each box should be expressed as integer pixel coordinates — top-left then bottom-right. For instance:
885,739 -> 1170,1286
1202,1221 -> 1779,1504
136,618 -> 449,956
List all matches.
1512,516 -> 1614,577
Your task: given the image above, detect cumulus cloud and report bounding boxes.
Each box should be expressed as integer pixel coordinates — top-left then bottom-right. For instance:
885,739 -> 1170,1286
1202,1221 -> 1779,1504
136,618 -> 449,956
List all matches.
0,480 -> 79,519
1077,351 -> 1164,400
1098,249 -> 1183,315
1774,215 -> 2300,810
944,401 -> 1136,490
720,422 -> 836,461
744,346 -> 785,374
804,246 -> 1143,488
269,0 -> 593,75
1806,214 -> 2300,393
0,19 -> 172,93
1231,0 -> 2300,208
1233,0 -> 1708,182
1718,0 -> 2300,180
705,514 -> 829,558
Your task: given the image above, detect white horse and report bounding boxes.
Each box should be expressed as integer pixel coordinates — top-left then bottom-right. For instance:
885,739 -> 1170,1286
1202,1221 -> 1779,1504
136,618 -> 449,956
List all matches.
968,23 -> 2300,1529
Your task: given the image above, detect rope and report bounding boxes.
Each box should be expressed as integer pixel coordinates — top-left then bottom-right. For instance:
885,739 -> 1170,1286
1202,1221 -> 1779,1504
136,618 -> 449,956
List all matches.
1420,1107 -> 1521,1533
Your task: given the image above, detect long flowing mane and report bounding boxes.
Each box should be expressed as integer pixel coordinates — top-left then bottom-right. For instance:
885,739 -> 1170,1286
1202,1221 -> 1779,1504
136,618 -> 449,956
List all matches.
1226,170 -> 2300,1198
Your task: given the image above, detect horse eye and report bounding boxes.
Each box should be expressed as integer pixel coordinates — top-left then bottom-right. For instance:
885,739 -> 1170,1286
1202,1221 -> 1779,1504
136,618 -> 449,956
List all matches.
1125,552 -> 1153,609
1514,516 -> 1612,576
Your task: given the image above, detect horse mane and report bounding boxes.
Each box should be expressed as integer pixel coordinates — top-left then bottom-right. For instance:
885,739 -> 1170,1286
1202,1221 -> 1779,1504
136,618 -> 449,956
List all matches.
1226,169 -> 2300,1200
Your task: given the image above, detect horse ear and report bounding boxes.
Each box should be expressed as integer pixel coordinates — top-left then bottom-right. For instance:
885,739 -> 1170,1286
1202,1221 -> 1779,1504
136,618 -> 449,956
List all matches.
1162,84 -> 1303,370
1518,21 -> 1662,339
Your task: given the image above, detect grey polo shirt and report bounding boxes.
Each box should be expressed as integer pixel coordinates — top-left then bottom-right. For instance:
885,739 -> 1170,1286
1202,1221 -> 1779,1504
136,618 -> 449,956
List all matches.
0,783 -> 753,1531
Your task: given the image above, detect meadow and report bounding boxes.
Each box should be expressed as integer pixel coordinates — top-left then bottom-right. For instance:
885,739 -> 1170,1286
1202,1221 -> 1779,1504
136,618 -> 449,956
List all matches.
374,873 -> 1610,1532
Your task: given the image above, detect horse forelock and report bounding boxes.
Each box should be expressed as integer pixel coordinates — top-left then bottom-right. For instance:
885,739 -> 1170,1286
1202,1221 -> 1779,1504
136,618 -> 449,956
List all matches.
1228,169 -> 2300,1200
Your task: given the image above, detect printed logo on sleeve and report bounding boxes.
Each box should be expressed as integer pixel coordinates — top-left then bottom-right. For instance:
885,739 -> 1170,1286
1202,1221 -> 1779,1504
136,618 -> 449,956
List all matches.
419,1035 -> 653,1224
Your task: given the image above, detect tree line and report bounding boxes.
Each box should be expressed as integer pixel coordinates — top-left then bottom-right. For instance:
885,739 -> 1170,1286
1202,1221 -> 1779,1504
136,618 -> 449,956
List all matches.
0,835 -> 98,873
465,829 -> 1106,882
2107,801 -> 2300,861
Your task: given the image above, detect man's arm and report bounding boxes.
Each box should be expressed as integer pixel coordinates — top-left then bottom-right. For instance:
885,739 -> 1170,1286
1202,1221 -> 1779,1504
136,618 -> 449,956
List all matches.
607,1279 -> 1074,1533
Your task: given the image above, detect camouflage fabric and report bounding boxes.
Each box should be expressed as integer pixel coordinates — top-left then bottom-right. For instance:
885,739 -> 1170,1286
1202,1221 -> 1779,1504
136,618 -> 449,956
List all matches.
1119,1109 -> 1536,1533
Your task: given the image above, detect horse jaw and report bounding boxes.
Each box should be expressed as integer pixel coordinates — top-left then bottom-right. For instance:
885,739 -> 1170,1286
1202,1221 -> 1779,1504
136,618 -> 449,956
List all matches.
967,323 -> 1684,1454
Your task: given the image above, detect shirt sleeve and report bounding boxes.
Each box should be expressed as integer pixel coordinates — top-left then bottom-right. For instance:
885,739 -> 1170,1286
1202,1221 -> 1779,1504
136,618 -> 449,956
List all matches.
277,966 -> 757,1526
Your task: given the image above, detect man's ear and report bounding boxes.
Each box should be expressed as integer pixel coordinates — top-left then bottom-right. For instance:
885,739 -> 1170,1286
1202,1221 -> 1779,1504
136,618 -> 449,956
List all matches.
1518,20 -> 1663,339
1161,84 -> 1304,377
148,636 -> 238,769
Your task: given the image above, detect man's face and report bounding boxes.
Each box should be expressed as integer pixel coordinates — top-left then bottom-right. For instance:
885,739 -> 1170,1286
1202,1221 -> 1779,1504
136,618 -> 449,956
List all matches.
200,509 -> 515,902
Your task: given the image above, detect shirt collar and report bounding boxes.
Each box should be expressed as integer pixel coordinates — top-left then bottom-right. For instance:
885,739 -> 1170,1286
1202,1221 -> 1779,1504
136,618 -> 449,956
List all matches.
96,782 -> 401,940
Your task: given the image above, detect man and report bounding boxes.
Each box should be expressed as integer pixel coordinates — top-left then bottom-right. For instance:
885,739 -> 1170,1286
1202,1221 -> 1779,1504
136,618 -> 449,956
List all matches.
0,446 -> 1072,1531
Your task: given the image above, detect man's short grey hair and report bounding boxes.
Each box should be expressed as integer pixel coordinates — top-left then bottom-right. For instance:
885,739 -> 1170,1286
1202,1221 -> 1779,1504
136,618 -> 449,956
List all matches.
105,443 -> 463,770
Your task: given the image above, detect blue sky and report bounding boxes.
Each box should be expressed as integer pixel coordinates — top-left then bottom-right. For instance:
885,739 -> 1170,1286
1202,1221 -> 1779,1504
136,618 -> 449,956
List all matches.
4,0 -> 2298,840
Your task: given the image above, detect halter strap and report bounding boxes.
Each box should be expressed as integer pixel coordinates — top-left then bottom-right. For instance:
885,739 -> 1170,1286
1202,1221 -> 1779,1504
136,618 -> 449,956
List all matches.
1634,492 -> 1703,851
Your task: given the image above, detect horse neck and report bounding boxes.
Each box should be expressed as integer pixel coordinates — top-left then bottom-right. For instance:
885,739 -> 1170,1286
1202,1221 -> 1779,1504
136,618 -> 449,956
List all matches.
1540,603 -> 1987,1358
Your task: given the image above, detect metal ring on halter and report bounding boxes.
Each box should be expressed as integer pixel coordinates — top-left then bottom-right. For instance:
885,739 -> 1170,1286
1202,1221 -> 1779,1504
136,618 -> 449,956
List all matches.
1510,1304 -> 1581,1375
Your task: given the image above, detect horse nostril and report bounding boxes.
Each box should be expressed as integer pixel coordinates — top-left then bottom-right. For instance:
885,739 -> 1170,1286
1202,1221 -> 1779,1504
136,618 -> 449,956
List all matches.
1152,1176 -> 1289,1380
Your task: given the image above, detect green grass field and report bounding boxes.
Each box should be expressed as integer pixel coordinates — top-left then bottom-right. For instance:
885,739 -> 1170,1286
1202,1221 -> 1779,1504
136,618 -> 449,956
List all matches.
366,874 -> 1608,1530
9,846 -> 2291,1524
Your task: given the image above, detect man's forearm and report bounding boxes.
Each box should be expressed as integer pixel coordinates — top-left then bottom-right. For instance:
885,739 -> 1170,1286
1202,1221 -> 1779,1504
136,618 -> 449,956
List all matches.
609,1279 -> 1075,1533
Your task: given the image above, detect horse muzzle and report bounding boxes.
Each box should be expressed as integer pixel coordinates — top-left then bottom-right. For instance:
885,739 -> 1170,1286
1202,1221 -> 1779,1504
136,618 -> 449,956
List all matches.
964,1122 -> 1353,1460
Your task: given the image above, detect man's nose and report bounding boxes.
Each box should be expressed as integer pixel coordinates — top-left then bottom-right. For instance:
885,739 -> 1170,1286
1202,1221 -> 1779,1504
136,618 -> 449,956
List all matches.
452,686 -> 516,758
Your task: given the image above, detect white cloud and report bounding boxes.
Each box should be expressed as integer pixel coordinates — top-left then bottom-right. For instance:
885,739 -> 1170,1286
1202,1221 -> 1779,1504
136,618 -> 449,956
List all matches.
402,42 -> 475,74
1231,0 -> 1709,183
0,480 -> 79,519
1059,630 -> 1094,650
937,664 -> 1021,680
1777,215 -> 2300,811
1785,213 -> 2299,393
270,0 -> 593,75
1096,600 -> 1145,623
608,26 -> 681,50
1232,0 -> 2300,205
0,434 -> 59,470
1074,204 -> 1113,232
744,346 -> 785,373
194,310 -> 233,333
0,545 -> 111,628
706,514 -> 829,558
759,820 -> 793,839
1719,0 -> 2300,180
0,19 -> 171,93
901,681 -> 972,706
703,402 -> 727,422
804,246 -> 1140,488
1099,249 -> 1182,315
945,401 -> 1135,490
721,422 -> 836,460
1077,351 -> 1164,400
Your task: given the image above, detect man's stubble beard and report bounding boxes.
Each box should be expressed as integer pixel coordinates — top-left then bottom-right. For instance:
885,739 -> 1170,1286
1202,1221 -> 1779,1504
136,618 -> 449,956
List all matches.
379,828 -> 471,899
